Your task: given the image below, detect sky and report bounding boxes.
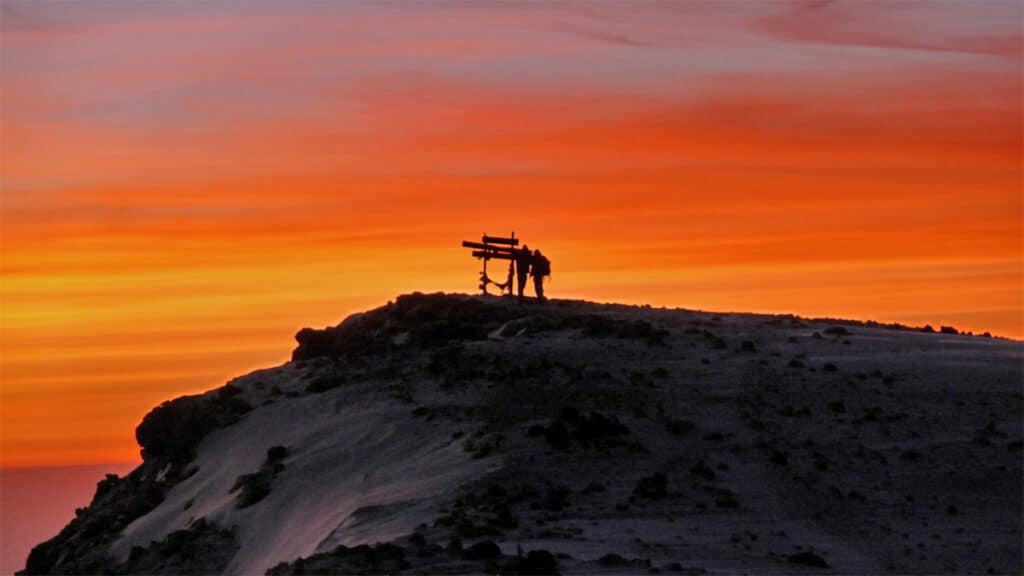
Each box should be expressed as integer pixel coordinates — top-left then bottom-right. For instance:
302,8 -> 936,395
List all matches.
1,0 -> 1021,468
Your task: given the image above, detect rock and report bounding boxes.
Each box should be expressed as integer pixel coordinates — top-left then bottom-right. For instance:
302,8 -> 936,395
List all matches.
518,550 -> 559,575
666,419 -> 697,435
267,543 -> 407,575
788,550 -> 830,568
599,553 -> 629,567
575,412 -> 629,443
545,421 -> 570,449
769,450 -> 789,466
598,553 -> 650,568
463,540 -> 502,560
690,460 -> 716,481
267,445 -> 288,461
633,473 -> 668,499
136,392 -> 251,463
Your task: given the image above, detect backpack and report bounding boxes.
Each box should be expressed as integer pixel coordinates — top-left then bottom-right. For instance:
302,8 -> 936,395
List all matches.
535,255 -> 551,277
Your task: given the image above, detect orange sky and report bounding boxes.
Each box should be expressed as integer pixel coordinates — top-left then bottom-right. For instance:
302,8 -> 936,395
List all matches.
1,1 -> 1022,467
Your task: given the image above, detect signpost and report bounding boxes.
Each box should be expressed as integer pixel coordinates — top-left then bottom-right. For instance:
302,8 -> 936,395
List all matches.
461,233 -> 519,294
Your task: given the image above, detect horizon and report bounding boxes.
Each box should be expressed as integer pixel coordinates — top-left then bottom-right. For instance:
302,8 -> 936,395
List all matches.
1,289 -> 1018,470
2,0 -> 1022,469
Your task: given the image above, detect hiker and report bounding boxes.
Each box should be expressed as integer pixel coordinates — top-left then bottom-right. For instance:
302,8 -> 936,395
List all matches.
531,249 -> 551,302
514,244 -> 532,301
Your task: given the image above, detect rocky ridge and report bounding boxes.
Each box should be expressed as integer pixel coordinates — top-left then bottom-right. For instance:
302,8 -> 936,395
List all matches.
22,293 -> 1024,575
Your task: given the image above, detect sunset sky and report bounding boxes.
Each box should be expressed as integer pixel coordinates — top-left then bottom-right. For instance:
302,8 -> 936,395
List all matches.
1,0 -> 1021,468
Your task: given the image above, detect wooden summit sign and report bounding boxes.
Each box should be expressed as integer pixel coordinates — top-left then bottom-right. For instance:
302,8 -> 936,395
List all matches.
461,233 -> 519,295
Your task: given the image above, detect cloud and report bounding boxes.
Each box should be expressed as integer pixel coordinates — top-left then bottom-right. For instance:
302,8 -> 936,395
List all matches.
758,0 -> 1023,59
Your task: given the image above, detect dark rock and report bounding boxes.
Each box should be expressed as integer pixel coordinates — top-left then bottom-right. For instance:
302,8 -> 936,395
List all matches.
230,447 -> 288,508
598,553 -> 650,568
665,419 -> 696,435
599,553 -> 629,567
231,471 -> 273,508
23,463 -> 167,575
787,551 -> 830,568
267,445 -> 288,462
526,424 -> 547,437
267,543 -> 407,575
110,518 -> 237,574
544,314 -> 671,345
293,293 -> 527,362
545,421 -> 570,450
769,450 -> 789,466
899,449 -> 920,461
136,391 -> 251,463
464,540 -> 502,560
575,412 -> 629,442
540,484 -> 572,511
558,406 -> 580,421
690,460 -> 716,481
715,493 -> 740,509
701,330 -> 728,349
633,473 -> 668,499
517,550 -> 560,575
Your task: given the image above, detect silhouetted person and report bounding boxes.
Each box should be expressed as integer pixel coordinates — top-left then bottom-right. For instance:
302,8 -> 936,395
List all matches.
514,244 -> 532,301
531,249 -> 550,302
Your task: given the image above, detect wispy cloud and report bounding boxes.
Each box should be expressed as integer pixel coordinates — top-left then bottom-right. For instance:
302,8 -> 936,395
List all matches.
758,0 -> 1023,59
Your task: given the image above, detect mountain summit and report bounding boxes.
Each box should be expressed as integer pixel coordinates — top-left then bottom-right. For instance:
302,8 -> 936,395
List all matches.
23,293 -> 1024,575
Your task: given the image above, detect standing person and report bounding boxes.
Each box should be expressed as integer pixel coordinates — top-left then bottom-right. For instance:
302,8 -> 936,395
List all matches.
531,249 -> 550,302
514,244 -> 532,301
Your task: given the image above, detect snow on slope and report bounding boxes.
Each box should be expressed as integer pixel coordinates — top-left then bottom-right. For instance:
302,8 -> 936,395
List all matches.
109,362 -> 497,575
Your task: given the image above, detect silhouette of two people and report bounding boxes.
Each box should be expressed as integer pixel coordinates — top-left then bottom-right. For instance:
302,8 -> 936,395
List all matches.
515,245 -> 551,302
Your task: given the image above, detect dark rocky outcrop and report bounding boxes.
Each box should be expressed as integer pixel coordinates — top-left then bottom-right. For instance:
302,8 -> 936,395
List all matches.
632,473 -> 668,499
230,445 -> 289,508
531,408 -> 630,450
266,543 -> 408,575
292,292 -> 672,362
787,550 -> 830,569
136,385 -> 251,463
293,293 -> 525,361
23,385 -> 251,574
115,518 -> 237,575
22,461 -> 179,574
